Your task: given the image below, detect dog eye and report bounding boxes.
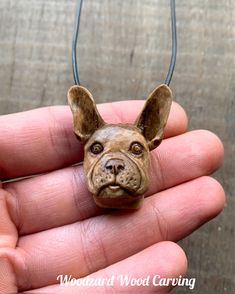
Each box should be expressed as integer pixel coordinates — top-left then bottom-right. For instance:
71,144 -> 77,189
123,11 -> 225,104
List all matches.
90,142 -> 104,154
130,142 -> 143,155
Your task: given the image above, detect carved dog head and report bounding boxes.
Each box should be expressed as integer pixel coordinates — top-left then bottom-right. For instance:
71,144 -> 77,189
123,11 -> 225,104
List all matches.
68,85 -> 172,209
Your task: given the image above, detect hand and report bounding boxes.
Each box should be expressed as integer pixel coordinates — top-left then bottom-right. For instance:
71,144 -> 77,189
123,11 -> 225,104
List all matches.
0,100 -> 224,293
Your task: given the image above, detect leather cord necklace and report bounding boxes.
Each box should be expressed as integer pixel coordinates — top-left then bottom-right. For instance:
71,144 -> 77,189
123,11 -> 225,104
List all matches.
67,0 -> 177,209
72,0 -> 177,87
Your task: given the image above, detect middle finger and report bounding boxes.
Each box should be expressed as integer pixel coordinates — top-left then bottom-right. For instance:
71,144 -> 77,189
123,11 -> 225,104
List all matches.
4,130 -> 223,235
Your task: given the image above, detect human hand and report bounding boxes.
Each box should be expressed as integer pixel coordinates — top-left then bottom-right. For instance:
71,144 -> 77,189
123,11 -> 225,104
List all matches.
0,100 -> 224,293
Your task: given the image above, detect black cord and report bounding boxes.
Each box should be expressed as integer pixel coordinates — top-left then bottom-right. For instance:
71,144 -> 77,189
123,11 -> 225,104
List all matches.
72,0 -> 83,85
72,0 -> 177,87
165,0 -> 177,86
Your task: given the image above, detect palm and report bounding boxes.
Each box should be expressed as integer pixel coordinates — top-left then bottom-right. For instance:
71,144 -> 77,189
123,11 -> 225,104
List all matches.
0,100 -> 224,293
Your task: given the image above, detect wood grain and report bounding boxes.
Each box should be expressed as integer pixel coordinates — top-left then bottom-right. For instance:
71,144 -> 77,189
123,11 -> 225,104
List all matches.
0,0 -> 234,293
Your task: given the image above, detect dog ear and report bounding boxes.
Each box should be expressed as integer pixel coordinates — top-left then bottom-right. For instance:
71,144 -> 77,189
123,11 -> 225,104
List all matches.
135,84 -> 172,150
68,85 -> 105,143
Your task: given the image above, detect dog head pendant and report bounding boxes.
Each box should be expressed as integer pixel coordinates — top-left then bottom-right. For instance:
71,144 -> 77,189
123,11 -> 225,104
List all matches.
68,84 -> 172,209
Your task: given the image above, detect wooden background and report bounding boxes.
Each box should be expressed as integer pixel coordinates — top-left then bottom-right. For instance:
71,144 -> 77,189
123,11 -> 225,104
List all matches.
0,0 -> 234,293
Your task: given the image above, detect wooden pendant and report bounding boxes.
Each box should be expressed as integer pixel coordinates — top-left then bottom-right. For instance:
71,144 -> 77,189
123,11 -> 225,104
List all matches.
68,84 -> 172,209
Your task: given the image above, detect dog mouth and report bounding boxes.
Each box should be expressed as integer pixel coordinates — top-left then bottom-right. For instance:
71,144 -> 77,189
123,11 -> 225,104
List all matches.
97,182 -> 135,198
108,184 -> 121,191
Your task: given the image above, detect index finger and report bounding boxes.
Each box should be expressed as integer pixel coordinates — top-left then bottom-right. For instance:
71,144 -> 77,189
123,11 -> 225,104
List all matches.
0,101 -> 187,180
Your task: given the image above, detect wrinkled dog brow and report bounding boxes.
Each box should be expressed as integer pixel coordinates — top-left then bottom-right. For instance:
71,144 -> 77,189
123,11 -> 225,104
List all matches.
68,84 -> 172,209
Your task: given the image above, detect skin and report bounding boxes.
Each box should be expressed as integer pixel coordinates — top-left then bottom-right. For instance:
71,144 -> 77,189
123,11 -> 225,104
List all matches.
0,100 -> 225,293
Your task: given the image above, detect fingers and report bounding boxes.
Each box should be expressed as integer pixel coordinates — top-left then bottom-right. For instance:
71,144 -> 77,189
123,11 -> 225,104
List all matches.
23,242 -> 187,293
4,130 -> 224,235
0,189 -> 19,293
0,256 -> 18,294
0,189 -> 18,248
16,176 -> 225,291
0,101 -> 187,180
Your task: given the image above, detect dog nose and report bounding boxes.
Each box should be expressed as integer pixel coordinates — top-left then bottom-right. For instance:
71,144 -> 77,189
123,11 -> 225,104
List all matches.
105,159 -> 125,175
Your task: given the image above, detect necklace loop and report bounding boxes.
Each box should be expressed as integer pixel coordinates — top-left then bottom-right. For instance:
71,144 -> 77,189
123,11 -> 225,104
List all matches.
72,0 -> 177,87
